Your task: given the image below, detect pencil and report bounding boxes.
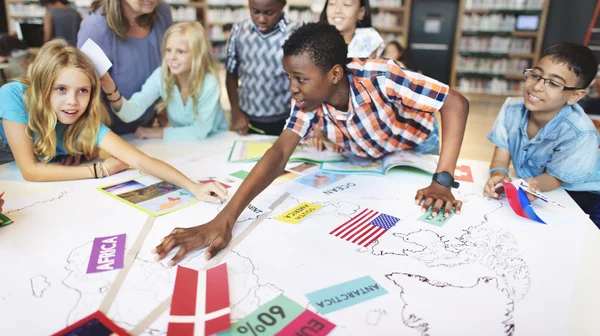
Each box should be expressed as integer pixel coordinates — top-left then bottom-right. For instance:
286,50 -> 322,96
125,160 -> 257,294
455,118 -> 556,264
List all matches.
248,124 -> 266,134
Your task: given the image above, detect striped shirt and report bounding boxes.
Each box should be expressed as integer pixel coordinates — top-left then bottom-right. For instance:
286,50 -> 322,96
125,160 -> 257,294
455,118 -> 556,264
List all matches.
226,14 -> 298,122
285,58 -> 449,158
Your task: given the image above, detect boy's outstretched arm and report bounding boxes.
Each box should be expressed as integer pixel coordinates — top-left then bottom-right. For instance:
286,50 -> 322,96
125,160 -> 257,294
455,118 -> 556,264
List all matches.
415,88 -> 469,217
153,130 -> 302,265
483,147 -> 512,198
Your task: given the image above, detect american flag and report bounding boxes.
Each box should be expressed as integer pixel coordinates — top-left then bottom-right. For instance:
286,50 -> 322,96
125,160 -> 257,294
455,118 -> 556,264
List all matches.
329,209 -> 400,247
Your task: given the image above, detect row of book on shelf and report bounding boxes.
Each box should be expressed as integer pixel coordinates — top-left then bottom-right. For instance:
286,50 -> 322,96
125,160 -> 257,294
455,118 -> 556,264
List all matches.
459,36 -> 533,54
464,0 -> 544,10
457,77 -> 523,95
457,57 -> 529,75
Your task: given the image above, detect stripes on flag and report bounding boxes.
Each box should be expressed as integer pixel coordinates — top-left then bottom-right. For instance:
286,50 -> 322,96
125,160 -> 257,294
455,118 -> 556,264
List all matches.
329,208 -> 400,247
167,264 -> 231,336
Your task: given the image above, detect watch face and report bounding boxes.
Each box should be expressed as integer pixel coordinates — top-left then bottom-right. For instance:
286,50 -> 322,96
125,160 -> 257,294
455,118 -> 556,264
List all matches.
435,172 -> 453,187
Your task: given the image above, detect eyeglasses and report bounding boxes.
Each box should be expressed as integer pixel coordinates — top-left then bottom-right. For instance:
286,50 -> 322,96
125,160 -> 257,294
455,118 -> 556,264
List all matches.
522,69 -> 583,91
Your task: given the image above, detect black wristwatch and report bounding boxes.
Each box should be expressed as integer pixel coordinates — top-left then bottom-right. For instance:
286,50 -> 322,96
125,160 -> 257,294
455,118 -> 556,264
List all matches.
432,171 -> 459,188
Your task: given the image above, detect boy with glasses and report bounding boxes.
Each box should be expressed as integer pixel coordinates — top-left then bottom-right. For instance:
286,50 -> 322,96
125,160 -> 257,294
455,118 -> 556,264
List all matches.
483,43 -> 600,227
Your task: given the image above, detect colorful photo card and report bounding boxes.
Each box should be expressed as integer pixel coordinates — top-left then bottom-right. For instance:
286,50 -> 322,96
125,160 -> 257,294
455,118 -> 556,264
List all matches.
98,175 -> 199,216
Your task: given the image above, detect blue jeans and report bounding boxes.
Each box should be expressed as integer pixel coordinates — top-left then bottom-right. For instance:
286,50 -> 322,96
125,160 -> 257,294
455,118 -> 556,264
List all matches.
413,116 -> 440,155
567,190 -> 600,229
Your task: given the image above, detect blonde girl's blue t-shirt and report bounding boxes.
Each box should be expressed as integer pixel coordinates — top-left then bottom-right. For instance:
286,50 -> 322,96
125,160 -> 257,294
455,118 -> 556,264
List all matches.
0,82 -> 110,158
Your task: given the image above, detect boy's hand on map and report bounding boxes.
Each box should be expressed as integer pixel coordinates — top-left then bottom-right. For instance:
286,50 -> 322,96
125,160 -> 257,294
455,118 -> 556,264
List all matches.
483,175 -> 512,199
152,220 -> 232,265
102,157 -> 129,175
307,128 -> 344,153
415,182 -> 462,217
190,182 -> 228,203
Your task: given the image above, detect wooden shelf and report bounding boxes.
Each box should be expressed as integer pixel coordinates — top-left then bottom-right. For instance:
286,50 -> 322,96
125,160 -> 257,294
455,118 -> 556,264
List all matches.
456,72 -> 524,80
376,26 -> 405,34
183,2 -> 206,9
9,15 -> 43,20
372,6 -> 406,12
460,91 -> 522,99
450,0 -> 551,95
459,51 -> 535,58
200,0 -> 413,61
512,30 -> 539,38
463,8 -> 543,14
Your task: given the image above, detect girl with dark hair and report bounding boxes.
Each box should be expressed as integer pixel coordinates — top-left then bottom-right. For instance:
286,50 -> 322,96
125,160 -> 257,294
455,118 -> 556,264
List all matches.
319,0 -> 384,58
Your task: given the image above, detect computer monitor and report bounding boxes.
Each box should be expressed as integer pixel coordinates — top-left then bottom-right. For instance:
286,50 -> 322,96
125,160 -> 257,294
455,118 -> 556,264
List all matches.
515,15 -> 540,31
17,22 -> 44,48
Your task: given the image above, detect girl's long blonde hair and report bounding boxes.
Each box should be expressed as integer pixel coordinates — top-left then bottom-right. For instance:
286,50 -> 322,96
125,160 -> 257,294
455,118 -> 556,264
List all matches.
90,0 -> 158,40
18,39 -> 110,163
157,22 -> 218,118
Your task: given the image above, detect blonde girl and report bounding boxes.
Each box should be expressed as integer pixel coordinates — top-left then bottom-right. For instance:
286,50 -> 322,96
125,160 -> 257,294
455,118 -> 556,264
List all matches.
0,39 -> 226,203
100,22 -> 228,140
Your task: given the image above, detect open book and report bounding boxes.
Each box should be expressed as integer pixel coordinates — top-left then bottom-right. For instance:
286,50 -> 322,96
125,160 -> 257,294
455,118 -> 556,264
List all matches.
228,140 -> 345,163
320,151 -> 438,175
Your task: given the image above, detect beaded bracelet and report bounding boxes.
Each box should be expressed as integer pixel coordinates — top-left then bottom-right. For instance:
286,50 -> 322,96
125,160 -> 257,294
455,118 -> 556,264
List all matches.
489,167 -> 509,177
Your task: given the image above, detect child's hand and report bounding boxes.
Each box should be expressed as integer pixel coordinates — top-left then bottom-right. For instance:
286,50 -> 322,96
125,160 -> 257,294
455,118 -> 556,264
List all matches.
152,218 -> 233,265
415,182 -> 462,217
523,177 -> 539,201
99,72 -> 112,84
156,109 -> 169,127
134,126 -> 163,139
306,136 -> 325,151
230,111 -> 249,135
483,175 -> 512,199
307,128 -> 344,153
189,182 -> 228,203
102,157 -> 129,175
323,140 -> 345,153
58,148 -> 101,166
0,194 -> 4,213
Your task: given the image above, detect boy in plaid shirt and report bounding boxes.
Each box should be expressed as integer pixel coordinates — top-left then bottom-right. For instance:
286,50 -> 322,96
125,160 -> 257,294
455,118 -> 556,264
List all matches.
153,22 -> 470,265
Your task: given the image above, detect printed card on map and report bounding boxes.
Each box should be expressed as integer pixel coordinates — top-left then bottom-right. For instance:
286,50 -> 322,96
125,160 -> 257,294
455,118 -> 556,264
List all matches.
98,175 -> 199,216
418,208 -> 454,227
454,165 -> 474,182
231,295 -> 304,336
295,172 -> 347,189
276,202 -> 323,224
87,234 -> 126,274
275,310 -> 336,335
80,38 -> 112,77
52,311 -> 129,336
0,213 -> 14,227
305,276 -> 388,314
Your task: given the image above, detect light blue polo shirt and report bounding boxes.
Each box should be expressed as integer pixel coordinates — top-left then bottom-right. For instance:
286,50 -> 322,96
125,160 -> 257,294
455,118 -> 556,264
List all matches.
488,97 -> 600,192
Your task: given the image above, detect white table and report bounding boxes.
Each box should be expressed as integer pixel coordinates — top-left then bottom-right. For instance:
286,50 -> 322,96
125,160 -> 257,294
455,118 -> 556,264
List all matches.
0,131 -> 598,335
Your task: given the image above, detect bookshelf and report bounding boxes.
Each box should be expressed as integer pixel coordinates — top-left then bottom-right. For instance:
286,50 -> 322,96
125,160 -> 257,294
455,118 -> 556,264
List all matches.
3,0 -> 207,37
4,0 -> 412,62
203,0 -> 413,60
370,0 -> 412,47
450,0 -> 550,97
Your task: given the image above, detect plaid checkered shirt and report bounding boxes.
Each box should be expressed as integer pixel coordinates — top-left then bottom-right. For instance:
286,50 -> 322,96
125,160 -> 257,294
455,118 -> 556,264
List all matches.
285,58 -> 449,158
